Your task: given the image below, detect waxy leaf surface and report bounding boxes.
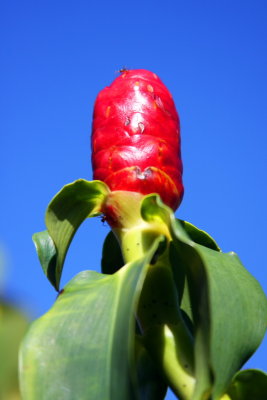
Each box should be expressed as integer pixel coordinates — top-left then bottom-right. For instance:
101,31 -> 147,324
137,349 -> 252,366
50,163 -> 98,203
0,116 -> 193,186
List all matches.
226,369 -> 267,400
20,238 -> 162,400
33,179 -> 109,290
141,195 -> 267,400
171,218 -> 267,400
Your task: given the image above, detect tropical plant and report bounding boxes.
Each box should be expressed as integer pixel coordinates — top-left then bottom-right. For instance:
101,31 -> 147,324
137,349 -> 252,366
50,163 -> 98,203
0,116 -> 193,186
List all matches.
19,70 -> 267,400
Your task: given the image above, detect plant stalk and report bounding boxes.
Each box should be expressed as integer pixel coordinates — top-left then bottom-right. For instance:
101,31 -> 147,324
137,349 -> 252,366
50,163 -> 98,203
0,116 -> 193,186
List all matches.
103,191 -> 196,399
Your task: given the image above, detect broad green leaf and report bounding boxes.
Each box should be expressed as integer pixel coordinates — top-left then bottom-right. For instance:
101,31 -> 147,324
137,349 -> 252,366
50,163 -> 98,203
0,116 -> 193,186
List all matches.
171,218 -> 267,400
33,179 -> 109,290
135,335 -> 167,400
173,220 -> 220,327
101,230 -> 124,274
32,230 -> 57,285
0,301 -> 28,400
19,238 -> 162,400
171,220 -> 219,338
178,220 -> 220,252
141,195 -> 267,400
141,195 -> 215,325
225,369 -> 267,400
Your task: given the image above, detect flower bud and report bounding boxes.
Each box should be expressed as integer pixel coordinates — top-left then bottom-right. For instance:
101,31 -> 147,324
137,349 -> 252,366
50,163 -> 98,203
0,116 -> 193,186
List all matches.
91,69 -> 183,210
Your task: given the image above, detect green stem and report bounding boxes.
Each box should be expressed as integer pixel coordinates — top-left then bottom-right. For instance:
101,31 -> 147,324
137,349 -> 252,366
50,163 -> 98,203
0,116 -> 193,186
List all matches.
103,191 -> 196,399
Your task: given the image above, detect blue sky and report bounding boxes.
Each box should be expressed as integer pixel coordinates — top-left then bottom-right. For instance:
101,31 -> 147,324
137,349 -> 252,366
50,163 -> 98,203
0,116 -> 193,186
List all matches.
1,1 -> 266,398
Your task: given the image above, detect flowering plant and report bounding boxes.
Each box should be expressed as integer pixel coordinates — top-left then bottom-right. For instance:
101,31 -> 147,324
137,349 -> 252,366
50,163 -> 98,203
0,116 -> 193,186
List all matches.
20,70 -> 267,400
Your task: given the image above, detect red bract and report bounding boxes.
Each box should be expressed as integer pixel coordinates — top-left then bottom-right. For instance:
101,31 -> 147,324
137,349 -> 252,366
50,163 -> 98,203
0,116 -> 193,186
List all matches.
91,69 -> 184,210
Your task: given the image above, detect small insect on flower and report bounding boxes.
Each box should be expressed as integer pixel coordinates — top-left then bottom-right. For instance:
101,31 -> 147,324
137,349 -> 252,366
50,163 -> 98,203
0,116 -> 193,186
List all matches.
101,215 -> 107,224
91,69 -> 184,211
119,67 -> 128,73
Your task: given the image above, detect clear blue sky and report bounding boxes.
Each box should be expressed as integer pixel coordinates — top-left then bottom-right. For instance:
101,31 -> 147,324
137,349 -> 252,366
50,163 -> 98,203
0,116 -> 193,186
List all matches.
1,1 -> 266,398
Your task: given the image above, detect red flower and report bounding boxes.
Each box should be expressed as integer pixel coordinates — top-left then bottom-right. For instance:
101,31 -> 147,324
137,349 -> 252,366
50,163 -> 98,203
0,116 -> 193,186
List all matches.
91,69 -> 183,211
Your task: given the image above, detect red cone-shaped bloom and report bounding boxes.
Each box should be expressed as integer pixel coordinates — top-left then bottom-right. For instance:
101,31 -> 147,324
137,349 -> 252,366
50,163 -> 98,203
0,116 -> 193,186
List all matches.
91,69 -> 183,210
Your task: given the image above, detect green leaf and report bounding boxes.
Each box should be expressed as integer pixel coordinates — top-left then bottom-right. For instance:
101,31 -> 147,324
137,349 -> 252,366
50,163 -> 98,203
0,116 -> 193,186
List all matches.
226,369 -> 267,400
178,220 -> 220,251
171,220 -> 219,336
141,196 -> 219,250
32,230 -> 57,285
140,195 -> 214,325
19,238 -> 162,400
135,335 -> 167,400
101,230 -> 124,274
170,218 -> 267,400
140,195 -> 267,400
33,179 -> 109,290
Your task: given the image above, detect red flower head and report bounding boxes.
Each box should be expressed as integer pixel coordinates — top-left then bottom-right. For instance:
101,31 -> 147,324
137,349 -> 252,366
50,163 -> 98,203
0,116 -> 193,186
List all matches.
91,69 -> 184,211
